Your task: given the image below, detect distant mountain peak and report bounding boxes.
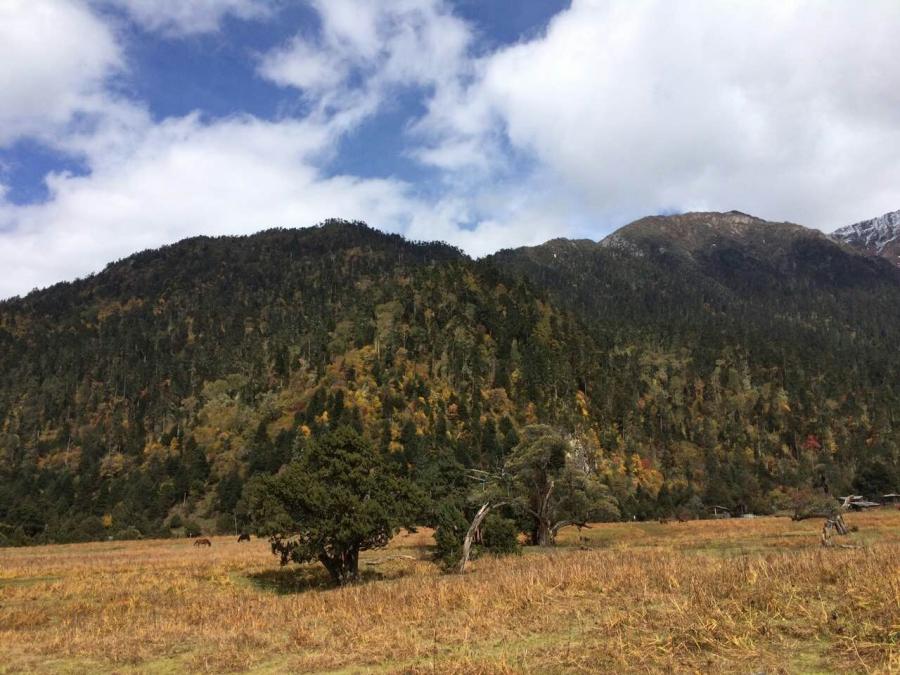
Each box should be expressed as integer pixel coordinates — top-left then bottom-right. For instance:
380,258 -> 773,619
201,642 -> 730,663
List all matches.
600,210 -> 817,258
611,210 -> 787,237
832,210 -> 900,266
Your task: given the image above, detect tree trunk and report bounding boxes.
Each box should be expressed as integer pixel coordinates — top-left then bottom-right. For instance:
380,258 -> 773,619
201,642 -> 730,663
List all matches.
535,518 -> 553,546
344,547 -> 359,584
320,547 -> 360,586
458,502 -> 502,574
533,480 -> 556,546
319,553 -> 342,585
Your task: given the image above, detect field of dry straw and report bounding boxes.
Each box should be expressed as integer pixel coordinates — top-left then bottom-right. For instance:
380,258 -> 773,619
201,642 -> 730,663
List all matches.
1,510 -> 898,673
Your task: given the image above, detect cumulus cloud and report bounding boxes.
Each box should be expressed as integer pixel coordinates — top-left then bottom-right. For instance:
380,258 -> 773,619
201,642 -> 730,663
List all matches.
96,0 -> 276,36
0,0 -> 121,146
404,175 -> 584,258
259,0 -> 472,127
422,0 -> 900,230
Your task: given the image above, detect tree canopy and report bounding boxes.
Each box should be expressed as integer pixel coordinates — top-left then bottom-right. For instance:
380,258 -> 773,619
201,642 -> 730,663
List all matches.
245,426 -> 420,585
502,425 -> 619,545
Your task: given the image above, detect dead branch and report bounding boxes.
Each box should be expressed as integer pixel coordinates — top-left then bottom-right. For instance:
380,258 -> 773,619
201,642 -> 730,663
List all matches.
550,520 -> 591,537
820,500 -> 861,548
791,512 -> 830,522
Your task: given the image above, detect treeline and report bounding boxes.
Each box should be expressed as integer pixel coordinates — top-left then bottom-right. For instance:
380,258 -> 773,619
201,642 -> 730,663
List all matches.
0,218 -> 898,545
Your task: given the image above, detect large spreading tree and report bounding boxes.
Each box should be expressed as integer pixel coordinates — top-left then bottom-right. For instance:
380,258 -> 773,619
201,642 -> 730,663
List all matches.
450,424 -> 620,569
504,425 -> 619,546
245,426 -> 420,585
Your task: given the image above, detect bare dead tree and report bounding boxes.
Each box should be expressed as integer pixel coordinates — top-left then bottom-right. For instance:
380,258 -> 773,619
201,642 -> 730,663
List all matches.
457,501 -> 507,574
821,496 -> 860,548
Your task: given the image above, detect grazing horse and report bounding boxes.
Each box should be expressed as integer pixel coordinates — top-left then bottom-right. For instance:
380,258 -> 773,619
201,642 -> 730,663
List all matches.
658,517 -> 669,525
237,533 -> 251,543
193,537 -> 212,547
676,514 -> 688,523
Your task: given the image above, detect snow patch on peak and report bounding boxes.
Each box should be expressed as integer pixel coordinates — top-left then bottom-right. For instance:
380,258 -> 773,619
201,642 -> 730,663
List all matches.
833,210 -> 900,254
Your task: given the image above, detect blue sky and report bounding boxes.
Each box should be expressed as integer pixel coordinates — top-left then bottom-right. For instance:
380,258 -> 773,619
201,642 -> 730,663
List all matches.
1,0 -> 900,298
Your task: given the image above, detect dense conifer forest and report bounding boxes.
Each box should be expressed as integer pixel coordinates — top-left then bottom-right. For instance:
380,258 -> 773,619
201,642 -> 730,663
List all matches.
1,214 -> 898,544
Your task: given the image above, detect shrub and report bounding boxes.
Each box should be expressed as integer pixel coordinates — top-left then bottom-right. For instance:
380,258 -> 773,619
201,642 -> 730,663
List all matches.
183,520 -> 203,537
74,516 -> 106,541
479,514 -> 520,556
114,526 -> 143,540
215,513 -> 234,535
432,501 -> 469,570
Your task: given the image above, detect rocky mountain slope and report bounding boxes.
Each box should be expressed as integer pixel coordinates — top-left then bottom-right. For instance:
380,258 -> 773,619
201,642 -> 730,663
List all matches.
832,209 -> 900,267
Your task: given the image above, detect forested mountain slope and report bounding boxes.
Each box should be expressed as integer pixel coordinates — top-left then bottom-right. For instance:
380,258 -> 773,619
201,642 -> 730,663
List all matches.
1,214 -> 898,544
0,221 -> 598,542
490,211 -> 900,510
492,211 -> 900,367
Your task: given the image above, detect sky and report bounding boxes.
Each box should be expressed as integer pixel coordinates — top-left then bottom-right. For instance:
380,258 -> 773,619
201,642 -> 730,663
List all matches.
2,0 -> 900,299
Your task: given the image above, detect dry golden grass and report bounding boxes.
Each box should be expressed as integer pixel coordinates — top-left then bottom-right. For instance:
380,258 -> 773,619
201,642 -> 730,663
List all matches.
1,511 -> 898,674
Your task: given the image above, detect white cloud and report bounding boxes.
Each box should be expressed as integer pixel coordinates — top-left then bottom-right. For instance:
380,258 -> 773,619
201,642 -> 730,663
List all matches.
0,0 -> 121,146
259,38 -> 340,93
405,178 -> 583,258
259,0 -> 472,123
97,0 -> 275,36
422,0 -> 900,231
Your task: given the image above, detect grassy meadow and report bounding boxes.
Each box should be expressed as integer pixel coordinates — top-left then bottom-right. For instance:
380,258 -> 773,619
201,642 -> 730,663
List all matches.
1,511 -> 898,674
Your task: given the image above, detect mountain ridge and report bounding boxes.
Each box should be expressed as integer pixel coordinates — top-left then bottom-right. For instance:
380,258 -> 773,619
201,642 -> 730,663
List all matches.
6,209 -> 898,304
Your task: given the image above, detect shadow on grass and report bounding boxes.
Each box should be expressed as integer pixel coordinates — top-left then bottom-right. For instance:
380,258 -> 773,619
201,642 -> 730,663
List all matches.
245,563 -> 419,595
0,575 -> 61,588
245,566 -> 333,594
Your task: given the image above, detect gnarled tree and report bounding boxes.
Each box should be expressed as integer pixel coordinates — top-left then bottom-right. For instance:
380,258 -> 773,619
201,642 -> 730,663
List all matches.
503,425 -> 620,546
245,426 -> 419,585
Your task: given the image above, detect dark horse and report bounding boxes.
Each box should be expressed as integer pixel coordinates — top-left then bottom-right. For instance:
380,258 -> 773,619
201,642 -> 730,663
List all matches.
193,537 -> 212,547
237,533 -> 251,543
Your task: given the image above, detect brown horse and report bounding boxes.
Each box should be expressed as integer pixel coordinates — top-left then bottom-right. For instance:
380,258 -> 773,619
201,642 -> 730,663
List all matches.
658,517 -> 669,525
237,533 -> 251,543
193,537 -> 212,547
